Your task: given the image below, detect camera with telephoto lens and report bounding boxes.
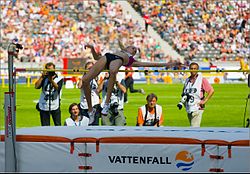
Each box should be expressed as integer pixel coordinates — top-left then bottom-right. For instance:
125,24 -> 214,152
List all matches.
14,43 -> 24,52
110,102 -> 119,116
45,71 -> 56,77
144,119 -> 159,126
15,43 -> 23,50
12,38 -> 23,52
177,94 -> 188,110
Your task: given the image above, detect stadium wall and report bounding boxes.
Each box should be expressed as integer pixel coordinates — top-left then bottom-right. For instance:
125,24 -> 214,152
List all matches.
0,61 -> 246,85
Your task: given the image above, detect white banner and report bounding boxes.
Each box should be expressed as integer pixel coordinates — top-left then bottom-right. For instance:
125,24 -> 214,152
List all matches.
89,144 -> 216,172
0,127 -> 249,172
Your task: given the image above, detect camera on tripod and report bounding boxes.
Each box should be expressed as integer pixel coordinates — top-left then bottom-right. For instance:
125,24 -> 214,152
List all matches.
177,94 -> 189,110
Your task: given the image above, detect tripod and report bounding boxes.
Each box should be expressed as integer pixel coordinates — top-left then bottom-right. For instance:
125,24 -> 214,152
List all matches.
243,94 -> 250,128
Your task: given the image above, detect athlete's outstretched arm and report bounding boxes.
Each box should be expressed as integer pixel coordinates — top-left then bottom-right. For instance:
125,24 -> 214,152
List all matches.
85,44 -> 101,60
131,61 -> 180,68
118,39 -> 126,50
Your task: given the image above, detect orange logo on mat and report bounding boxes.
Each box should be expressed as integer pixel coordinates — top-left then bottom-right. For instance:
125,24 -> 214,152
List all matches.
175,150 -> 194,171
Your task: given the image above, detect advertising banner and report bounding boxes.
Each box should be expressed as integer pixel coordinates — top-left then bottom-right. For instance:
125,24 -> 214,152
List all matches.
88,144 -> 218,172
0,127 -> 249,172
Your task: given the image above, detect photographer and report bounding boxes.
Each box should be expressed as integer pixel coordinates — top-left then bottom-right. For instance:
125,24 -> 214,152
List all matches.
137,93 -> 164,127
35,62 -> 63,126
177,62 -> 214,127
98,72 -> 127,126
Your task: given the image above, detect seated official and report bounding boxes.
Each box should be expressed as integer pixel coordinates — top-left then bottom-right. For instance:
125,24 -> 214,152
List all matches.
137,93 -> 164,127
64,103 -> 89,126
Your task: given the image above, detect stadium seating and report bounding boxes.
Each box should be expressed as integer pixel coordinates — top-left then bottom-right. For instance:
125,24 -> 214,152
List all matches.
0,1 -> 169,64
0,0 -> 248,67
128,0 -> 249,62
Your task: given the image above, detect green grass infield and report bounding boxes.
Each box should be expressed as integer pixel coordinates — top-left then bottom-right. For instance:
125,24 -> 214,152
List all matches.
0,83 -> 249,129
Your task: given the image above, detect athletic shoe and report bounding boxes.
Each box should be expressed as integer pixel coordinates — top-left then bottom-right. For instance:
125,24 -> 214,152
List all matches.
140,89 -> 145,95
88,108 -> 96,124
101,103 -> 110,116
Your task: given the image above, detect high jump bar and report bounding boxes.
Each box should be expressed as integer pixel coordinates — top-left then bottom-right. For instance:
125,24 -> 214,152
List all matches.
14,68 -> 250,73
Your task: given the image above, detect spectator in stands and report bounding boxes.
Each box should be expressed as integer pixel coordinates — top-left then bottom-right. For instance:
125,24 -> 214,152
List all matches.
1,0 -> 174,65
2,0 -> 248,69
82,42 -> 179,119
177,62 -> 214,127
137,93 -> 164,127
64,103 -> 89,126
129,0 -> 249,62
124,66 -> 145,104
143,13 -> 152,32
77,60 -> 101,125
98,73 -> 127,126
35,62 -> 63,126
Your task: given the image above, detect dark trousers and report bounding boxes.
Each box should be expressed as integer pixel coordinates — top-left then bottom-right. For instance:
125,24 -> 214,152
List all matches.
124,76 -> 140,102
40,108 -> 61,126
145,22 -> 149,32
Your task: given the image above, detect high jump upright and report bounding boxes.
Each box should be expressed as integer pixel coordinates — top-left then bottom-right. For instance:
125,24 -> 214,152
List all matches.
4,37 -> 23,172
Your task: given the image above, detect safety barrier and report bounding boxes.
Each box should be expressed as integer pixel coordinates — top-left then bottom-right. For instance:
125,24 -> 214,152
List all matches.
0,126 -> 249,172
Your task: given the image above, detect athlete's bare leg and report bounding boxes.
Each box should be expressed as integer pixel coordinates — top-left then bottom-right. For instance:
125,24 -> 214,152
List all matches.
104,59 -> 123,104
82,56 -> 106,112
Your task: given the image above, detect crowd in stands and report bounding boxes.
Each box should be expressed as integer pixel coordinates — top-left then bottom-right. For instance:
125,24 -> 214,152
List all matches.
129,0 -> 249,63
1,0 -> 249,68
0,0 -> 170,65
